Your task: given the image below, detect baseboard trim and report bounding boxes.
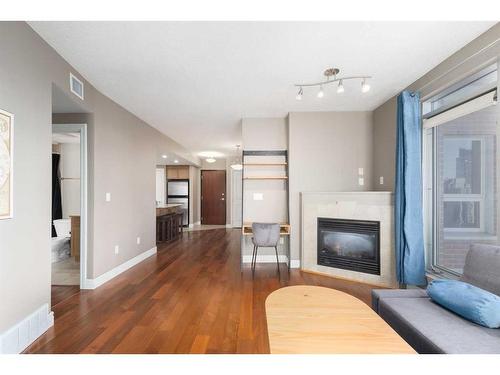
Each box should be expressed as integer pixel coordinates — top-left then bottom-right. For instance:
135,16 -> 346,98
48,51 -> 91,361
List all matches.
82,246 -> 157,290
0,303 -> 54,354
242,254 -> 288,263
226,224 -> 232,228
241,255 -> 301,267
194,221 -> 201,226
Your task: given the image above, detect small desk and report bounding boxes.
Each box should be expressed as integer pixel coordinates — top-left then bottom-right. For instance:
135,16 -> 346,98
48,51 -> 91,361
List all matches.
265,285 -> 416,354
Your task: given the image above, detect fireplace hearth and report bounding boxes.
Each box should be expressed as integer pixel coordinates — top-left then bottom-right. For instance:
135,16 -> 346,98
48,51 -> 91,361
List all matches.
317,218 -> 380,275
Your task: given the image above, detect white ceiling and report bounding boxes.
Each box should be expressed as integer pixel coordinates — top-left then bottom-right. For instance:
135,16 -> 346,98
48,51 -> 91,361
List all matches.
31,21 -> 495,156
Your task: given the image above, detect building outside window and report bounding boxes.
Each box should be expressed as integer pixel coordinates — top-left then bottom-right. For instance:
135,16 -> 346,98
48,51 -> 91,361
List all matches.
423,64 -> 499,276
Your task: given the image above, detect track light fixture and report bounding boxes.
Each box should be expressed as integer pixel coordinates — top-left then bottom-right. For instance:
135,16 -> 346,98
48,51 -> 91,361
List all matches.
294,67 -> 371,99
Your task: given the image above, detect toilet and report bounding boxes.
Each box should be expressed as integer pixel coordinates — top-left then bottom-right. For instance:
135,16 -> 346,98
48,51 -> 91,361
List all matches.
53,219 -> 71,238
52,219 -> 71,263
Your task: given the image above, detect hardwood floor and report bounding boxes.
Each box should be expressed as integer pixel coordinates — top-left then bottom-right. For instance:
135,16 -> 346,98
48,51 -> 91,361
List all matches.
26,229 -> 378,354
51,285 -> 80,307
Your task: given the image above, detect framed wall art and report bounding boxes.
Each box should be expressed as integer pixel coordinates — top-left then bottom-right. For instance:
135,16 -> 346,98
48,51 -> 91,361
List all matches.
0,109 -> 13,219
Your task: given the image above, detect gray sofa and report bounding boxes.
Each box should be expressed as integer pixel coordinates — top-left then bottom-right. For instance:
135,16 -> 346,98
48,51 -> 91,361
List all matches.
372,244 -> 500,354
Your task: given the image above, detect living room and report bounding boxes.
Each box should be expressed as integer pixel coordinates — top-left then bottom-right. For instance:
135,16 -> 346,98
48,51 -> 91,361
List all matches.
1,1 -> 500,374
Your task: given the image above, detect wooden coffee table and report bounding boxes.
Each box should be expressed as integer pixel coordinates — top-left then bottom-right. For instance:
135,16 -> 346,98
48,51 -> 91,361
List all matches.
265,285 -> 416,354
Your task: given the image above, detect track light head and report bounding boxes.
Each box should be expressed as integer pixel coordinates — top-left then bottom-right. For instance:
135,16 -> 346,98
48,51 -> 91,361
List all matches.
337,80 -> 345,94
296,87 -> 303,100
361,79 -> 371,93
317,85 -> 324,98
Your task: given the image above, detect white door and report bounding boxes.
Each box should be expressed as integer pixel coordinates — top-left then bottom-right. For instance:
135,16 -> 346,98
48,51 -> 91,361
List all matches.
231,169 -> 242,227
155,167 -> 166,205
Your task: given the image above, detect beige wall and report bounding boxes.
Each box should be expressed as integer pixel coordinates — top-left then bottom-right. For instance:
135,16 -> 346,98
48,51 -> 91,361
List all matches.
372,23 -> 500,191
372,97 -> 397,191
0,22 -> 196,334
288,111 -> 374,261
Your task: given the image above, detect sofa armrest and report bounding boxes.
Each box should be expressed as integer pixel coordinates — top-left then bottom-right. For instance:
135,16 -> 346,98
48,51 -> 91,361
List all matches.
371,289 -> 428,313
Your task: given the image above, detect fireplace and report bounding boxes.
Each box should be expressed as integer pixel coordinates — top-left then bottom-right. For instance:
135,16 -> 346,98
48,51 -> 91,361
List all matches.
317,218 -> 380,275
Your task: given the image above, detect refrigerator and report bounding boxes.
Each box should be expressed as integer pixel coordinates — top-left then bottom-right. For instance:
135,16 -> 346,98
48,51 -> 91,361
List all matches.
167,179 -> 189,227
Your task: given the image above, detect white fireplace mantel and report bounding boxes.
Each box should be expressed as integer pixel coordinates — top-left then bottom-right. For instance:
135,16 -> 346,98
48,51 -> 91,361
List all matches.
300,191 -> 397,288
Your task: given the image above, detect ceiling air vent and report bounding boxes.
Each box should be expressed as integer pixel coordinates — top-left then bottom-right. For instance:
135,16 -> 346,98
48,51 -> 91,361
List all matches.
69,73 -> 84,100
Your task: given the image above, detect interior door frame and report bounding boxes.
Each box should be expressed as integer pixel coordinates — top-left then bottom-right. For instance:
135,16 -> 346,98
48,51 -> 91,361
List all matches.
201,169 -> 226,225
52,123 -> 88,289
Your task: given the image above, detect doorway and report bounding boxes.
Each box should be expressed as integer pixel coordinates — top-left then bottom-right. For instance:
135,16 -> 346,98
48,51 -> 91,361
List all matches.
51,123 -> 88,290
201,170 -> 226,225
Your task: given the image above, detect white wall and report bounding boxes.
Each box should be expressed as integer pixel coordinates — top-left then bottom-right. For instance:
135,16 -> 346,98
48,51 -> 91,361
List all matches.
59,143 -> 80,218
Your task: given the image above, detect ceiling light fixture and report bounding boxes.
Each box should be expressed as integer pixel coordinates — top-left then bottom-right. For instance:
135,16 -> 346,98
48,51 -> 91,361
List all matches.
161,154 -> 168,159
206,157 -> 216,163
294,68 -> 371,99
174,159 -> 179,164
230,145 -> 243,170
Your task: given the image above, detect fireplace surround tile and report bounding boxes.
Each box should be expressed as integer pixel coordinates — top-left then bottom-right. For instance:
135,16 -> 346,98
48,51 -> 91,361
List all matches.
301,192 -> 397,288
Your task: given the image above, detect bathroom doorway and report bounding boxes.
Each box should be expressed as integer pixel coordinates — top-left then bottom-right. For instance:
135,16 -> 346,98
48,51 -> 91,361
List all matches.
51,123 -> 88,292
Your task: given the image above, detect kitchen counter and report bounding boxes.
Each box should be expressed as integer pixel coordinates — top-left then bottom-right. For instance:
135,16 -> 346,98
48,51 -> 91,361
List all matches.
156,203 -> 182,217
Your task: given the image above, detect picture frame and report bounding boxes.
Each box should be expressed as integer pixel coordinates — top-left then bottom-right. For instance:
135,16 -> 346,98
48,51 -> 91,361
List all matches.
0,108 -> 14,219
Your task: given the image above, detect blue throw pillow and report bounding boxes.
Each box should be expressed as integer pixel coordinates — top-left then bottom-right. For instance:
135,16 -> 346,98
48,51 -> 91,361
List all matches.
427,279 -> 500,328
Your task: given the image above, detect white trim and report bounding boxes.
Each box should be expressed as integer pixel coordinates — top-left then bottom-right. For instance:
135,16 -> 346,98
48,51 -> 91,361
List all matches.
82,246 -> 157,289
53,123 -> 88,289
188,223 -> 194,228
242,254 -> 288,263
226,224 -> 233,228
69,72 -> 84,100
0,303 -> 53,354
423,90 -> 496,129
241,255 -> 300,268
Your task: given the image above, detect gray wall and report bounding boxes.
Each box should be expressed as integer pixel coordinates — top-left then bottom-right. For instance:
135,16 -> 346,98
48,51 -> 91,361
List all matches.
0,22 -> 196,334
372,23 -> 500,190
288,111 -> 374,261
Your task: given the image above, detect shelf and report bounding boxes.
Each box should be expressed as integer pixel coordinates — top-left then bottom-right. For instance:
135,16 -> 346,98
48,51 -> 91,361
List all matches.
244,163 -> 287,166
242,223 -> 290,236
243,176 -> 288,180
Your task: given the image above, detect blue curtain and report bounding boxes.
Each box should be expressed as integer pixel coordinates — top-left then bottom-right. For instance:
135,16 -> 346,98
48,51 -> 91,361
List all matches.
395,91 -> 426,286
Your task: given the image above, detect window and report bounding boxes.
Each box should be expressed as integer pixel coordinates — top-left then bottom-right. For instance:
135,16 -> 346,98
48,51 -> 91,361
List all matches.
423,65 -> 499,276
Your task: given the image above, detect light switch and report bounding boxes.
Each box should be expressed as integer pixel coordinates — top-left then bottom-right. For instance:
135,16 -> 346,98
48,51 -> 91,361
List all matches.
106,192 -> 111,202
137,237 -> 141,245
114,245 -> 119,254
253,193 -> 264,201
379,176 -> 384,185
358,177 -> 364,186
358,167 -> 364,176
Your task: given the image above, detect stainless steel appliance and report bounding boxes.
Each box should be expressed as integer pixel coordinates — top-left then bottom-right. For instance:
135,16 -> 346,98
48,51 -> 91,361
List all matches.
167,179 -> 189,226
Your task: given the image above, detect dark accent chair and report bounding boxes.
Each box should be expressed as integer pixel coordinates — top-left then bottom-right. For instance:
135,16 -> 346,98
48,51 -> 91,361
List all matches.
372,244 -> 500,354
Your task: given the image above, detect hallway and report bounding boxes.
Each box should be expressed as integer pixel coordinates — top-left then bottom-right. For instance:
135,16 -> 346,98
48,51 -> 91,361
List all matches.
27,229 -> 377,354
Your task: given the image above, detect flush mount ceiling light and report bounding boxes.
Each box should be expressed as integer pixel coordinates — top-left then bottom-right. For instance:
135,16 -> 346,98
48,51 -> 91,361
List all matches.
230,145 -> 243,170
295,68 -> 371,100
205,157 -> 216,163
174,159 -> 179,164
161,154 -> 168,159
